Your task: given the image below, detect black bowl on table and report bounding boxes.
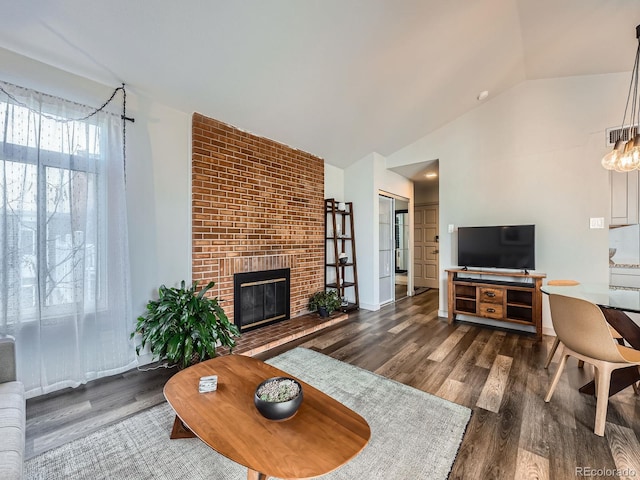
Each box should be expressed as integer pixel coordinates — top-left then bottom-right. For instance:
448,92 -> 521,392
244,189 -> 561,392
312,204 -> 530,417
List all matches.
254,377 -> 303,421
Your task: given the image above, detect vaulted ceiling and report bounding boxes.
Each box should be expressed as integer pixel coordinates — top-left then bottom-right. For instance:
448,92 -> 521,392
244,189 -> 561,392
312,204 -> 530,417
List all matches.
1,0 -> 639,168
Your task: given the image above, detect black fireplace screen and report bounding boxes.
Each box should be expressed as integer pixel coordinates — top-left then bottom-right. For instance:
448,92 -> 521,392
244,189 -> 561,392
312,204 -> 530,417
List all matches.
233,269 -> 290,332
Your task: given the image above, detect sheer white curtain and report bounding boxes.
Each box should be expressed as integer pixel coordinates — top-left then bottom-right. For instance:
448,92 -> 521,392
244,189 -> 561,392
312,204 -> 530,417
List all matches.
0,81 -> 136,398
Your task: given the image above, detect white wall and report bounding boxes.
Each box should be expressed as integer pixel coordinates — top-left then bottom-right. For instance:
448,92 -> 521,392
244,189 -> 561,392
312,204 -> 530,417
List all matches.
324,163 -> 344,201
344,154 -> 377,309
344,152 -> 413,310
125,98 -> 191,315
0,48 -> 192,325
388,72 -> 627,334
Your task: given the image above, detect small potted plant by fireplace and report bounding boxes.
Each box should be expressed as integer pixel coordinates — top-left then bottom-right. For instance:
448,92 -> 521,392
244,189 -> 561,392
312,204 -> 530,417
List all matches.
131,280 -> 240,369
308,289 -> 342,318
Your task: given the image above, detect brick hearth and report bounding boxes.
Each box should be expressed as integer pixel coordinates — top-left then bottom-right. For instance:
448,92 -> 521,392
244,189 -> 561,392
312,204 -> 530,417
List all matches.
217,311 -> 348,357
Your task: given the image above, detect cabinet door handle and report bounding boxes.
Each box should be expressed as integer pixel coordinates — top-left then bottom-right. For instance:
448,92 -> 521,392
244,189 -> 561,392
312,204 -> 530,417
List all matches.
486,308 -> 495,313
485,292 -> 495,298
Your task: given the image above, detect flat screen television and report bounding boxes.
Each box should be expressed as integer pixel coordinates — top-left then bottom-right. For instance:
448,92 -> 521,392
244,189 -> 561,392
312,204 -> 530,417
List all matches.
457,225 -> 535,271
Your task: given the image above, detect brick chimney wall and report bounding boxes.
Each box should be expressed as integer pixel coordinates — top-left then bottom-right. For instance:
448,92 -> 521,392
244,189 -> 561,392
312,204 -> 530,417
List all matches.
191,113 -> 325,323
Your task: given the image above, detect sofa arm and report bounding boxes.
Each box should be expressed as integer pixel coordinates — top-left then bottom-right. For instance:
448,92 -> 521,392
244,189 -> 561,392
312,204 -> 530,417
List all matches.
0,337 -> 17,384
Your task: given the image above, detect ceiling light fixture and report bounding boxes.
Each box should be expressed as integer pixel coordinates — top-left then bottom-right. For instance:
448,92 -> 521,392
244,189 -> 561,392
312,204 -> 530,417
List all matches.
602,25 -> 640,171
477,90 -> 489,101
425,172 -> 438,178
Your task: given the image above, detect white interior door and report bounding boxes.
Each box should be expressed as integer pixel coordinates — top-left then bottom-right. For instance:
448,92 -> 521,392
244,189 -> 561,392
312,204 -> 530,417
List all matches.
414,204 -> 439,289
379,195 -> 394,305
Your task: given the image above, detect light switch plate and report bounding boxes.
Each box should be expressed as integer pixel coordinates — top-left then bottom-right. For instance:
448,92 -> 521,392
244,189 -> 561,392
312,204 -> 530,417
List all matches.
589,217 -> 605,229
448,224 -> 454,233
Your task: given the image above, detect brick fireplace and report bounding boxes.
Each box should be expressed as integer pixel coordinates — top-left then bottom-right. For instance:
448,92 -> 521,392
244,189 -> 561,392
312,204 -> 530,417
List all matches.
191,113 -> 325,325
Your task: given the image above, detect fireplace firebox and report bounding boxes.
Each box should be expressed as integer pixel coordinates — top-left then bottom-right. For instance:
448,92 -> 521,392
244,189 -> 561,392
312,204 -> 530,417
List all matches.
233,269 -> 290,332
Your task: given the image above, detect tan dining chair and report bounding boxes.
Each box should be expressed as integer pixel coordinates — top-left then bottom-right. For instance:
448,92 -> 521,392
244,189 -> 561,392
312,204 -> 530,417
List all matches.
544,294 -> 640,436
543,280 -> 624,369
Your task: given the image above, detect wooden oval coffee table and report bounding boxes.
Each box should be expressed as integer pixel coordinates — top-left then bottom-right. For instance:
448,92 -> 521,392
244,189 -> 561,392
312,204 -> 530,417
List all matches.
164,354 -> 371,480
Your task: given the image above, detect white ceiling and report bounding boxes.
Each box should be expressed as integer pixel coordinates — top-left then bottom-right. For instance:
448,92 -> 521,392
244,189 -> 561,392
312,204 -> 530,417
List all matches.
1,0 -> 639,169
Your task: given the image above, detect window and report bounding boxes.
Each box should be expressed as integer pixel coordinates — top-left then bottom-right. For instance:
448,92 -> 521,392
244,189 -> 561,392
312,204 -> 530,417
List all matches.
1,100 -> 105,320
0,81 -> 135,397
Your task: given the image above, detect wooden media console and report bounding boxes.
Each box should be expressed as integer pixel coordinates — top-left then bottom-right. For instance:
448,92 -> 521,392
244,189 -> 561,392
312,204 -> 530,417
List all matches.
446,268 -> 546,341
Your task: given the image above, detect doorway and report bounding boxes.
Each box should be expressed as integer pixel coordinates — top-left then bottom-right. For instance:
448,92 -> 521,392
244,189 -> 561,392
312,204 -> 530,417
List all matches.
387,159 -> 439,294
378,193 -> 410,306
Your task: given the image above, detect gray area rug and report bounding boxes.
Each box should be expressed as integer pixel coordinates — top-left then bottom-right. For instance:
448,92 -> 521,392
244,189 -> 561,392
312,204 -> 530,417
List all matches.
25,347 -> 471,479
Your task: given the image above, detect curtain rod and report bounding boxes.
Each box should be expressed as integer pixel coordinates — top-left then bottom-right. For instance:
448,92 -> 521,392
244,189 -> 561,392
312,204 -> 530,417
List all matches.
0,80 -> 135,123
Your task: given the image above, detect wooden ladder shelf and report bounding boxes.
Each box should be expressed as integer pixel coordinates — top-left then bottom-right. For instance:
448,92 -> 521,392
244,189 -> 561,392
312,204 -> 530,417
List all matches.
325,199 -> 360,312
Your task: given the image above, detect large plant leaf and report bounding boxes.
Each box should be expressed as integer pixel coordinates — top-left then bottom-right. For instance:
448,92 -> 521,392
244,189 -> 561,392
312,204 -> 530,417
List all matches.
131,280 -> 240,366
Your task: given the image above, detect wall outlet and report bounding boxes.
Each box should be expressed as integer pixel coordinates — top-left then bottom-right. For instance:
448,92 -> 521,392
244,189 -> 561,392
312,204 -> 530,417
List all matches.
589,217 -> 605,229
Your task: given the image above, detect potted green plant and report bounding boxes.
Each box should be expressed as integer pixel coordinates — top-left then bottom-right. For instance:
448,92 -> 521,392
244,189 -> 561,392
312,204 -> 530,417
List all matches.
308,289 -> 342,317
131,280 -> 240,368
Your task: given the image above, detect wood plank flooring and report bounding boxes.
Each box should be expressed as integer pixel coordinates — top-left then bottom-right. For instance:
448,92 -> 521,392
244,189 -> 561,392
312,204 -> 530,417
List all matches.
25,289 -> 640,479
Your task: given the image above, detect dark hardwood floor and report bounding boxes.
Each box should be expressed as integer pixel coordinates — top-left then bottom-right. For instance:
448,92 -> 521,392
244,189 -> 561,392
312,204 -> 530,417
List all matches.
25,289 -> 640,479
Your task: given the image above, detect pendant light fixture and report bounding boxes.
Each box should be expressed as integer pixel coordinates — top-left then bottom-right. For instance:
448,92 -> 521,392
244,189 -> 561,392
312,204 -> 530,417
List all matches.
602,25 -> 640,172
